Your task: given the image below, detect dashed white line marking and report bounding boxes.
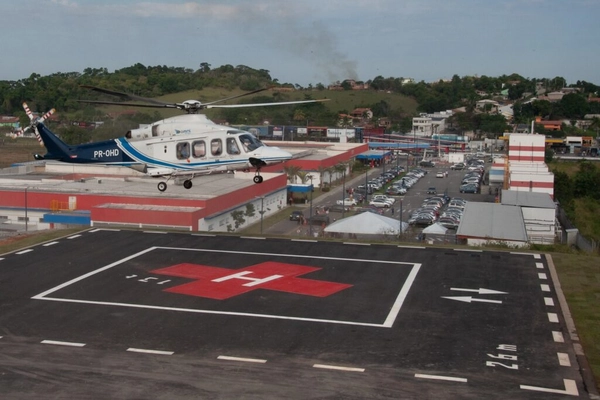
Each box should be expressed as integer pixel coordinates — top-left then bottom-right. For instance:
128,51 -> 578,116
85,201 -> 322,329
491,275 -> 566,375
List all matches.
290,239 -> 318,243
343,242 -> 370,246
533,254 -> 541,259
535,262 -> 544,269
127,348 -> 173,355
414,374 -> 467,383
538,273 -> 547,280
67,234 -> 81,239
313,364 -> 365,372
548,313 -> 559,323
89,228 -> 120,232
520,379 -> 578,396
452,248 -> 483,252
218,356 -> 266,364
558,353 -> 571,367
552,331 -> 565,343
16,249 -> 33,255
41,340 -> 85,347
540,284 -> 551,292
240,236 -> 266,240
43,242 -> 59,247
544,297 -> 555,306
0,257 -> 4,261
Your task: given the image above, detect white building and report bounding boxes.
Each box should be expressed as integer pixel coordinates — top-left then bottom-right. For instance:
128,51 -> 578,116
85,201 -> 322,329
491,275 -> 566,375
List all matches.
507,134 -> 554,197
501,190 -> 557,244
411,111 -> 453,137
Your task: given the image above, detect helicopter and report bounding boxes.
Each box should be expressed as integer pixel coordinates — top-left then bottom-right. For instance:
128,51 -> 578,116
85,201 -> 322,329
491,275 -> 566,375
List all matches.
23,86 -> 328,192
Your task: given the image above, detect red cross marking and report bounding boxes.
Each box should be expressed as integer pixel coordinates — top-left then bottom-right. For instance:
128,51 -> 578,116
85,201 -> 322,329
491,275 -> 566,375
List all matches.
151,261 -> 352,300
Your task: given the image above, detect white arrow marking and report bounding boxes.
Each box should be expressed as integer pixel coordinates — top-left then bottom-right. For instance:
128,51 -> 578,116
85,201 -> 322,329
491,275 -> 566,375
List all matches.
450,287 -> 508,295
442,296 -> 503,304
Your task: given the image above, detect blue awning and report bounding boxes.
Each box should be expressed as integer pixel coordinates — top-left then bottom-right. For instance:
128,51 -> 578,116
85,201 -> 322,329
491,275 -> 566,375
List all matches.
288,184 -> 314,193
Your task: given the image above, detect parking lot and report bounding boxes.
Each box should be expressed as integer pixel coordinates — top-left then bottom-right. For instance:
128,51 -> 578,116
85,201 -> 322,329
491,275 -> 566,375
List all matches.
272,160 -> 498,241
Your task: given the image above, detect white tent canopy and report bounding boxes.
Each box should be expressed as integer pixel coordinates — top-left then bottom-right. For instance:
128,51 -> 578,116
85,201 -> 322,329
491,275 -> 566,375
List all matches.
324,212 -> 408,235
422,222 -> 448,234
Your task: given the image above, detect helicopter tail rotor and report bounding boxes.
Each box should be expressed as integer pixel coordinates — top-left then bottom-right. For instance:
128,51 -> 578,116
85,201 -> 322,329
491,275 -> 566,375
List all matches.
17,102 -> 55,146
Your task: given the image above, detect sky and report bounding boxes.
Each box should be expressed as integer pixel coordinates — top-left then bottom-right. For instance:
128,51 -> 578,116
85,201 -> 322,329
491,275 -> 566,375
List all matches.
2,0 -> 599,86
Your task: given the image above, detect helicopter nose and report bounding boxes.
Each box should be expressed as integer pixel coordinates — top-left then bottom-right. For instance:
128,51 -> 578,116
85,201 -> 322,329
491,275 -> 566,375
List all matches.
259,146 -> 292,164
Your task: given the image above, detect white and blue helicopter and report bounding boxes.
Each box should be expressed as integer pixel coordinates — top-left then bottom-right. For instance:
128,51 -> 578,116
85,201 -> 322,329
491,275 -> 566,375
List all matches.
22,86 -> 327,192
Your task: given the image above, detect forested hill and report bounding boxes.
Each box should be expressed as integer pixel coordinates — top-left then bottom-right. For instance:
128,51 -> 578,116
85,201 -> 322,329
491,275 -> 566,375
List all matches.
1,63 -> 599,134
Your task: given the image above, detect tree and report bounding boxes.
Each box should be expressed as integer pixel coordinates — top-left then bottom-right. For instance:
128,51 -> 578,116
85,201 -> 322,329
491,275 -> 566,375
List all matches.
553,170 -> 574,211
199,62 -> 211,73
573,161 -> 600,200
560,93 -> 589,119
284,165 -> 301,183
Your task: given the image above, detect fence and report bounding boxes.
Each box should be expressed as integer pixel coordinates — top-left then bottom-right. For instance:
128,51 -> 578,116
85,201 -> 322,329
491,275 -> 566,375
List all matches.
556,204 -> 599,254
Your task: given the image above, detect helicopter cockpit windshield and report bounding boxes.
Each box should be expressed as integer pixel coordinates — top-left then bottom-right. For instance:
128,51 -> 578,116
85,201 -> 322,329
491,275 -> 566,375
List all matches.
238,133 -> 263,152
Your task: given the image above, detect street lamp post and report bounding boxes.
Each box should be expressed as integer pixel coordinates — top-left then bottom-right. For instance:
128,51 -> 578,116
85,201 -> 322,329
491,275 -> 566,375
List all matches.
413,127 -> 417,166
398,199 -> 403,241
25,187 -> 28,232
365,168 -> 369,204
307,175 -> 313,236
341,169 -> 346,219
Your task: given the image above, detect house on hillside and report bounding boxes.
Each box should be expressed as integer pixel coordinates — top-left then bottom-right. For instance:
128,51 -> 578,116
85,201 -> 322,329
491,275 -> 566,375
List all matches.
0,116 -> 20,133
535,116 -> 562,131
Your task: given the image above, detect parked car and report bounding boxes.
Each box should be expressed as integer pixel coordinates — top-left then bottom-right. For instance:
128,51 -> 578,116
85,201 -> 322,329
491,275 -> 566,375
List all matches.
386,186 -> 407,196
289,211 -> 304,221
426,187 -> 437,194
450,163 -> 465,170
369,199 -> 391,208
419,160 -> 435,167
336,198 -> 358,207
459,183 -> 479,193
372,194 -> 396,205
410,213 -> 437,226
436,171 -> 445,178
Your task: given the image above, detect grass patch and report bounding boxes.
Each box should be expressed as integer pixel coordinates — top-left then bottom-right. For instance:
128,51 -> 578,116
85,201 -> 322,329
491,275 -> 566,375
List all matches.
551,252 -> 600,391
0,228 -> 86,254
0,137 -> 43,168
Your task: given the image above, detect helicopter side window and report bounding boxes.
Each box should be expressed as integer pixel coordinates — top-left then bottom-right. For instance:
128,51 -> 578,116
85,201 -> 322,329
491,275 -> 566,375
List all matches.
239,134 -> 262,152
192,140 -> 206,158
226,138 -> 240,155
176,142 -> 190,160
211,139 -> 222,156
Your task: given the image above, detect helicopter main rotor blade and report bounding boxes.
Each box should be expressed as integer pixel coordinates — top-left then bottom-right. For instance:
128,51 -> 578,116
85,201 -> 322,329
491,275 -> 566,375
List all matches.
79,85 -> 168,106
202,87 -> 271,106
206,99 -> 330,108
78,100 -> 176,109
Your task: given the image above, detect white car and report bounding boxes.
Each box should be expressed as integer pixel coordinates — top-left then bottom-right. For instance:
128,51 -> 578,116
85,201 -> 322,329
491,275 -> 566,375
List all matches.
372,195 -> 396,205
336,198 -> 358,207
436,171 -> 445,178
369,199 -> 391,208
